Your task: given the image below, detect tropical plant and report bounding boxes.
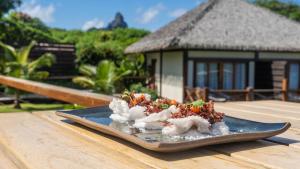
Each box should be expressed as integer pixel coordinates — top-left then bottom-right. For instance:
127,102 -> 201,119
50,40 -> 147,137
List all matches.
0,41 -> 56,108
0,0 -> 21,17
73,60 -> 131,94
118,54 -> 145,77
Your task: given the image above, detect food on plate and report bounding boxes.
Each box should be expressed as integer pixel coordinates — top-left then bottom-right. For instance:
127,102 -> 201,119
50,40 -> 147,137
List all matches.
109,91 -> 229,136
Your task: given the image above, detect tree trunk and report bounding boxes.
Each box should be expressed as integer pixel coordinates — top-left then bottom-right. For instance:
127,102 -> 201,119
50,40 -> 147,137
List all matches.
14,92 -> 21,109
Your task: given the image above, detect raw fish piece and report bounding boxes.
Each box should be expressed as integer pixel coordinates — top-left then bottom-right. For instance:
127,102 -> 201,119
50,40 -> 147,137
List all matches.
109,98 -> 147,123
133,121 -> 164,130
162,116 -> 210,136
211,122 -> 230,135
136,105 -> 178,123
109,114 -> 129,123
128,106 -> 146,120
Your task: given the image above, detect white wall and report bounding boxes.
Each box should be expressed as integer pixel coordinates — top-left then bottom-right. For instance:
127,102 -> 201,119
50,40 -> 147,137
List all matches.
146,52 -> 161,94
188,51 -> 255,59
161,51 -> 184,102
259,52 -> 300,60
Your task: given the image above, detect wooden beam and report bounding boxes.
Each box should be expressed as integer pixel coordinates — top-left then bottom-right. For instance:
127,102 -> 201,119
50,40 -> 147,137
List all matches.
0,75 -> 113,107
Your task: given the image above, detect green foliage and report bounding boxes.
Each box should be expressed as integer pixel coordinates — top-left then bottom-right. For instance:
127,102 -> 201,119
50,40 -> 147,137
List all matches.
73,28 -> 149,65
0,41 -> 56,108
0,17 -> 58,46
0,0 -> 21,16
49,28 -> 84,43
0,103 -> 84,113
129,83 -> 158,100
73,60 -> 131,94
253,0 -> 300,22
0,41 -> 56,80
8,12 -> 50,33
118,54 -> 146,76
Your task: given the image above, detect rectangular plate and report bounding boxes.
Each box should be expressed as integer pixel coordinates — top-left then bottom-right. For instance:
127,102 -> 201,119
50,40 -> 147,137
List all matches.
56,106 -> 291,152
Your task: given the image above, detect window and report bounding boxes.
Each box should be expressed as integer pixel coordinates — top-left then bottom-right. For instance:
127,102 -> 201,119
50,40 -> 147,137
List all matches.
209,63 -> 218,89
235,63 -> 246,89
192,61 -> 247,89
223,63 -> 233,89
196,63 -> 207,88
289,63 -> 299,90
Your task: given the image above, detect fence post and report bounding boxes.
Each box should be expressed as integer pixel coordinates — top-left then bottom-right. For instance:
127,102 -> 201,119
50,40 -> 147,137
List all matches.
282,78 -> 288,101
203,87 -> 209,102
246,87 -> 253,101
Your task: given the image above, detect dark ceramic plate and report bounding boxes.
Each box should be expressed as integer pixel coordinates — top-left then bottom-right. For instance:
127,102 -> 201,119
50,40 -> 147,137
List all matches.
56,106 -> 291,152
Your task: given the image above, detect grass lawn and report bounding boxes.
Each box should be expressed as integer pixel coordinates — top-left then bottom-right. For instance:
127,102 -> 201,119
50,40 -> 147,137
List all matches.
0,103 -> 84,113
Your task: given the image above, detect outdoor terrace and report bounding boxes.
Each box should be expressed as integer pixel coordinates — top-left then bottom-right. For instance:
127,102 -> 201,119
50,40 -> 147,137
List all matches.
0,75 -> 299,169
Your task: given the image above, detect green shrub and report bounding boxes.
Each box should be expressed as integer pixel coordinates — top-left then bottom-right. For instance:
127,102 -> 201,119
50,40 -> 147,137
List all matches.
130,83 -> 158,100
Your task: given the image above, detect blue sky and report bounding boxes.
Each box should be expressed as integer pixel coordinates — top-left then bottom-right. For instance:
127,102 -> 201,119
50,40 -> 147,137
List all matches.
17,0 -> 300,31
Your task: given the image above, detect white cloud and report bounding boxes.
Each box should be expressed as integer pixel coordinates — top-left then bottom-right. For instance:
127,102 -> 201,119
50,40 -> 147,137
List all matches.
19,0 -> 55,23
82,18 -> 105,31
195,0 -> 204,5
169,8 -> 187,18
138,3 -> 164,24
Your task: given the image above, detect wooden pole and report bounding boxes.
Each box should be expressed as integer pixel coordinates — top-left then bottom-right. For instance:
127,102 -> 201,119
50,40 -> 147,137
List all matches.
203,87 -> 209,102
282,78 -> 288,101
246,87 -> 253,101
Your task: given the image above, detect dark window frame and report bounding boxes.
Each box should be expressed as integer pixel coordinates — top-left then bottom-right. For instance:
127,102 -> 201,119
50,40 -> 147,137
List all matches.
287,61 -> 300,90
190,59 -> 249,89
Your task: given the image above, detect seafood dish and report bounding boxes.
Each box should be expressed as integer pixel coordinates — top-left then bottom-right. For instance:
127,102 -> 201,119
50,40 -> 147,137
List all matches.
109,92 -> 229,137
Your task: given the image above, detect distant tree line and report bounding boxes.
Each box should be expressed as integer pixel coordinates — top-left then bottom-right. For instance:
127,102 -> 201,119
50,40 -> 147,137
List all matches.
252,0 -> 300,21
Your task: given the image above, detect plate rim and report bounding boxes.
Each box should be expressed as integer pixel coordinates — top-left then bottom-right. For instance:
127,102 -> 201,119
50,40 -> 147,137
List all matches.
56,107 -> 291,152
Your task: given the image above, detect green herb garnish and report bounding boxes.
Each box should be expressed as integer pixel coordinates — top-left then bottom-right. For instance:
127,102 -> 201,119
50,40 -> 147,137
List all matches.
192,100 -> 205,107
160,104 -> 169,109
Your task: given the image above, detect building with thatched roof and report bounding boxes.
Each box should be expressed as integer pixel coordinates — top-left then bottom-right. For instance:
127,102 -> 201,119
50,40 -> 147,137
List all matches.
125,0 -> 300,102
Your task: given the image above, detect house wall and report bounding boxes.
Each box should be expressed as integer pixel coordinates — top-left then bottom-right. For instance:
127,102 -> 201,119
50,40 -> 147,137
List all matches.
259,52 -> 300,60
145,52 -> 161,94
188,51 -> 255,59
161,51 -> 184,102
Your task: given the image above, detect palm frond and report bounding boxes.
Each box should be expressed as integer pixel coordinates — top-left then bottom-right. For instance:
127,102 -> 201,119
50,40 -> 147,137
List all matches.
17,41 -> 36,65
28,53 -> 55,73
96,60 -> 115,84
114,70 -> 131,81
29,71 -> 49,80
72,76 -> 95,88
0,41 -> 17,60
78,64 -> 97,77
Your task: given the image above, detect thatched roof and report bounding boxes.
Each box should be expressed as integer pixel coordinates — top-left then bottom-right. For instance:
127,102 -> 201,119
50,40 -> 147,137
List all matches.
125,0 -> 300,53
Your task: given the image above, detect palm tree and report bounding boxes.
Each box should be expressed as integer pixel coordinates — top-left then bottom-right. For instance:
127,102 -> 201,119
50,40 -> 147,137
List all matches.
73,60 -> 131,94
0,41 -> 55,108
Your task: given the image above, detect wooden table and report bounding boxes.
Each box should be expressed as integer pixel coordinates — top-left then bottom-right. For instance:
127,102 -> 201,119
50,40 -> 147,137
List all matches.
1,100 -> 300,169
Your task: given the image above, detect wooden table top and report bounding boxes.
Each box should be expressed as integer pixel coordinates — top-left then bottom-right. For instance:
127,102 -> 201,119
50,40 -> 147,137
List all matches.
1,100 -> 300,169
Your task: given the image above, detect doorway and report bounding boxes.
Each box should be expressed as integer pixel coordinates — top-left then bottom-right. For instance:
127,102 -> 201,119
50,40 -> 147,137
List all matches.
255,61 -> 273,89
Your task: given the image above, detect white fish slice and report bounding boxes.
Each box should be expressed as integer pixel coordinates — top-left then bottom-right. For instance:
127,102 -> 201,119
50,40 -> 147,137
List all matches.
162,116 -> 210,136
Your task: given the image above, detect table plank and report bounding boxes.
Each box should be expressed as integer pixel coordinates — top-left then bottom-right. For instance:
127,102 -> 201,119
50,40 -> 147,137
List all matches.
231,102 -> 300,118
209,140 -> 300,169
215,103 -> 300,129
0,148 -> 19,169
0,113 -> 154,169
33,111 -> 268,169
246,101 -> 300,113
217,102 -> 300,120
215,103 -> 300,150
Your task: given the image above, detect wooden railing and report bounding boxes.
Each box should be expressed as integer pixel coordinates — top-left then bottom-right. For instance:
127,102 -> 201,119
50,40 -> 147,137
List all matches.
185,79 -> 289,102
0,75 -> 113,107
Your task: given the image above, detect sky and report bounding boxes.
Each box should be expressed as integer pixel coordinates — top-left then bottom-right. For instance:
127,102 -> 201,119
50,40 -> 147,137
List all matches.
16,0 -> 300,31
